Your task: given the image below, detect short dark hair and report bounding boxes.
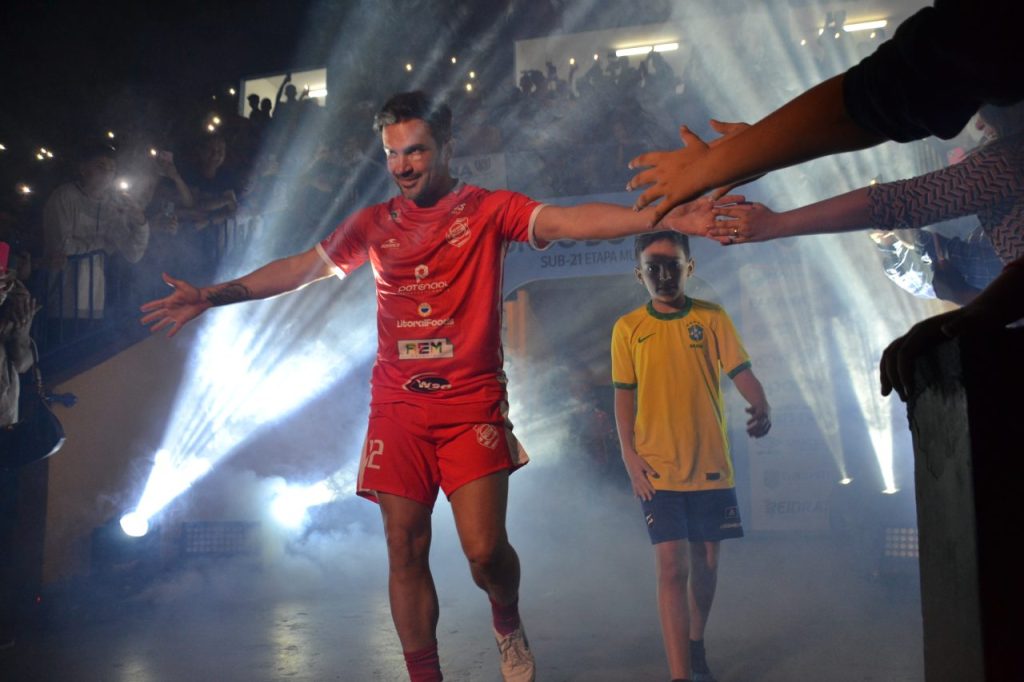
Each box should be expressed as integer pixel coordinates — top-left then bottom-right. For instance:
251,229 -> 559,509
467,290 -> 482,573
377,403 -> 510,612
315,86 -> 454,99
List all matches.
373,91 -> 452,145
634,231 -> 690,262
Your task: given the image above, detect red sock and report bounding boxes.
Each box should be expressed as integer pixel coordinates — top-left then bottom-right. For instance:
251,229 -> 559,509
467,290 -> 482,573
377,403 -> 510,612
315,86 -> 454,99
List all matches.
490,597 -> 521,636
403,642 -> 442,682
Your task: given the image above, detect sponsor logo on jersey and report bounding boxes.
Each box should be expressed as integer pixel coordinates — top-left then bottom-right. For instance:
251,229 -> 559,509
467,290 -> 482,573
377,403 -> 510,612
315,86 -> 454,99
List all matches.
381,238 -> 401,249
415,264 -> 429,281
397,318 -> 455,328
446,218 -> 471,247
451,202 -> 466,215
404,374 -> 452,393
474,424 -> 500,450
688,322 -> 705,342
398,338 -> 454,359
418,302 -> 431,317
397,280 -> 449,293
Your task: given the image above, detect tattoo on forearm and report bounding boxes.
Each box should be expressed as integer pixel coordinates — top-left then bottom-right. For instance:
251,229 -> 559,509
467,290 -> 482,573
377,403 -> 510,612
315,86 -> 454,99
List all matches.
206,283 -> 252,306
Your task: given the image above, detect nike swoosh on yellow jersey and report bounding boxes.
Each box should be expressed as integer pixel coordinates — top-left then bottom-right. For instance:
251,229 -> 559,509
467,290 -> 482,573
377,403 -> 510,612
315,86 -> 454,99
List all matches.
638,333 -> 655,344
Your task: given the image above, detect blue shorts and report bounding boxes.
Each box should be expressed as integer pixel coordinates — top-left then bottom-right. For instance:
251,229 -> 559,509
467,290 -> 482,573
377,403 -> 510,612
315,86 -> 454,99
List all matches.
641,488 -> 744,545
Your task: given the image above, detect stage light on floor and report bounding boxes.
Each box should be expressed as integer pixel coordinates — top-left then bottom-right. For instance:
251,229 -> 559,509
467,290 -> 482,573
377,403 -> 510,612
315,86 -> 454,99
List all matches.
839,477 -> 852,485
119,511 -> 150,538
270,480 -> 334,529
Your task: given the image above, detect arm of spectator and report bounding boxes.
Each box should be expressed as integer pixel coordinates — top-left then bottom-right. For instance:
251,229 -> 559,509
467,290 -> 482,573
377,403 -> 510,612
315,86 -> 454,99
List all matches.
534,194 -> 741,243
157,156 -> 194,208
709,188 -> 873,244
627,74 -> 884,222
111,194 -> 150,263
1,280 -> 37,373
880,257 -> 1024,400
731,368 -> 771,438
613,387 -> 657,501
273,72 -> 292,115
140,246 -> 335,337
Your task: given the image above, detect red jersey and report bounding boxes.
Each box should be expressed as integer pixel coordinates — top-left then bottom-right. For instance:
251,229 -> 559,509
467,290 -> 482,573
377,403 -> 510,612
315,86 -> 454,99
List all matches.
316,184 -> 545,404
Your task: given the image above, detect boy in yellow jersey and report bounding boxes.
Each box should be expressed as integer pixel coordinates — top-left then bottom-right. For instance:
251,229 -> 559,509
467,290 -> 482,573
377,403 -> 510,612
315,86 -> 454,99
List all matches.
611,231 -> 771,682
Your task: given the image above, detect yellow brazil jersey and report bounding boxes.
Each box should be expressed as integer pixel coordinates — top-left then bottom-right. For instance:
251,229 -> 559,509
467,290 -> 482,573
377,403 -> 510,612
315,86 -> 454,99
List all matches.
611,298 -> 751,491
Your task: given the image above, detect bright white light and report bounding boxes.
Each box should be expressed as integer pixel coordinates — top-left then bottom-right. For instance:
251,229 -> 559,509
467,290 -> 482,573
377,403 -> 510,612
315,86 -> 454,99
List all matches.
269,465 -> 358,530
882,486 -> 900,494
870,32 -> 877,39
17,184 -> 31,195
818,27 -> 825,36
212,116 -> 222,125
150,148 -> 158,157
839,477 -> 853,486
118,180 -> 130,191
800,39 -> 807,46
450,56 -> 457,64
569,57 -> 575,66
107,131 -> 115,139
40,147 -> 48,154
308,87 -> 328,98
35,153 -> 43,161
616,45 -> 652,57
132,449 -> 213,521
0,143 -> 6,151
120,511 -> 150,537
843,19 -> 888,32
228,87 -> 237,95
593,53 -> 599,61
652,42 -> 678,53
466,83 -> 473,92
207,124 -> 216,132
270,480 -> 333,529
469,71 -> 476,79
405,63 -> 413,72
834,32 -> 841,39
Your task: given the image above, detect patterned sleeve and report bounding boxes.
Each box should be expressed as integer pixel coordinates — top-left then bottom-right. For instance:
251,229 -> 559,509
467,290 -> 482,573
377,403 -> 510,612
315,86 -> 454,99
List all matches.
713,309 -> 752,379
316,206 -> 372,277
867,138 -> 1024,231
610,317 -> 637,389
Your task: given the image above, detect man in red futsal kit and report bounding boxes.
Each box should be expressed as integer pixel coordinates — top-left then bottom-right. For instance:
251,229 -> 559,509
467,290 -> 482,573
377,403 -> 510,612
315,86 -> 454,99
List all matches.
141,91 -> 719,681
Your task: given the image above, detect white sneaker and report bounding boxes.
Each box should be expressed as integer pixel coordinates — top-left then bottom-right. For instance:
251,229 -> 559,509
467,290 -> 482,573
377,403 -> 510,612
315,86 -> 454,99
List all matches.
494,624 -> 536,682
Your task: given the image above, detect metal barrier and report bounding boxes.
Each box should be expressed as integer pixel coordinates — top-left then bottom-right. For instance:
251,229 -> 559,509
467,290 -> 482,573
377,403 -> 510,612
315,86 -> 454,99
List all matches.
32,215 -> 264,376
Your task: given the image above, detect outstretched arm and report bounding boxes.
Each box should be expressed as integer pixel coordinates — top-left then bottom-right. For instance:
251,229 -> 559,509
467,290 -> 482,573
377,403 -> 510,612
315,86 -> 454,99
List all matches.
731,368 -> 771,438
628,74 -> 883,222
708,187 -> 872,244
140,246 -> 335,337
534,193 -> 742,243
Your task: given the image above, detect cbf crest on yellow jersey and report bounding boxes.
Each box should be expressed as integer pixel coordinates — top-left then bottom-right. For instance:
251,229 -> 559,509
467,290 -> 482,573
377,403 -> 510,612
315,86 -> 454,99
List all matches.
611,298 -> 751,491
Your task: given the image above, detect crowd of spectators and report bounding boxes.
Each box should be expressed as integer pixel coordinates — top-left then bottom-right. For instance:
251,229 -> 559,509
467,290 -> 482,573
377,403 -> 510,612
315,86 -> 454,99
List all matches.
0,37 -> 992,375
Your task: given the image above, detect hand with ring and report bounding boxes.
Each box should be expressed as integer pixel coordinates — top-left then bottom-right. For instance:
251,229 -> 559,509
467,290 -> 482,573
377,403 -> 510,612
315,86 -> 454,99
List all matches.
709,201 -> 780,245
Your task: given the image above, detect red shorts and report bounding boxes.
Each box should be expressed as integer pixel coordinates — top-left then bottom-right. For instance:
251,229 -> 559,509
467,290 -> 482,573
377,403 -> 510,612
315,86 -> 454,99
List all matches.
356,400 -> 528,507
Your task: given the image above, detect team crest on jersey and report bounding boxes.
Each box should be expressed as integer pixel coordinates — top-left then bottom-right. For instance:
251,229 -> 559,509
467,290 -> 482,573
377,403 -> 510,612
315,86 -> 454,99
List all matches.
404,374 -> 453,393
474,424 -> 500,450
417,302 -> 432,317
398,338 -> 454,360
381,238 -> 401,250
687,323 -> 705,342
446,218 -> 471,247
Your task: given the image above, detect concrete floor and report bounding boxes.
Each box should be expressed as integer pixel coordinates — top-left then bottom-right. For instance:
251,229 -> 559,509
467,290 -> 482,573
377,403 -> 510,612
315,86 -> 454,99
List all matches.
1,467 -> 924,681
